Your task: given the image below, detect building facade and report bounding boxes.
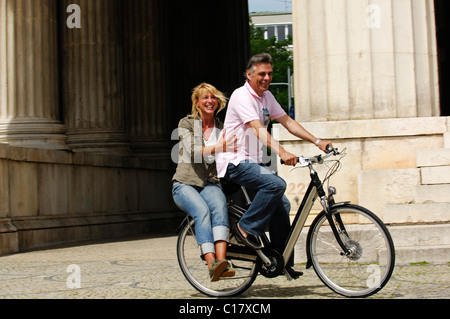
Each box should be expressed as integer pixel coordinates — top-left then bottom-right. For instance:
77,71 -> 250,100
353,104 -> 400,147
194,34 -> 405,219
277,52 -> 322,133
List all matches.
276,0 -> 449,263
1,0 -> 449,263
0,0 -> 250,254
251,12 -> 293,43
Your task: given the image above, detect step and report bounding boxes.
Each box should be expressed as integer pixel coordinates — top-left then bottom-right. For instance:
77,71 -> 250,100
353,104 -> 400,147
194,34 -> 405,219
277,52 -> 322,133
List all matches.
420,166 -> 450,184
384,203 -> 450,224
444,132 -> 450,148
358,168 -> 420,218
415,184 -> 450,203
393,244 -> 450,264
417,148 -> 450,167
387,223 -> 450,247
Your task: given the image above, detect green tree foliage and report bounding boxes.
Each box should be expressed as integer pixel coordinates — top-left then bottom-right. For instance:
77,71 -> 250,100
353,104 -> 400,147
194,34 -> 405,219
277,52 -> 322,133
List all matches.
249,22 -> 293,114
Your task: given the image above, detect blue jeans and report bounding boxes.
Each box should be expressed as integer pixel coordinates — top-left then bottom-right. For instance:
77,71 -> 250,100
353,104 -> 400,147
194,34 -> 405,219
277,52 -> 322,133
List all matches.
172,182 -> 229,255
225,160 -> 293,265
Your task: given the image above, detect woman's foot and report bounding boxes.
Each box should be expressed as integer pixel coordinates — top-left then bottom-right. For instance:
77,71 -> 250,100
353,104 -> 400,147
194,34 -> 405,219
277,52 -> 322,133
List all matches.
209,259 -> 228,282
220,260 -> 235,278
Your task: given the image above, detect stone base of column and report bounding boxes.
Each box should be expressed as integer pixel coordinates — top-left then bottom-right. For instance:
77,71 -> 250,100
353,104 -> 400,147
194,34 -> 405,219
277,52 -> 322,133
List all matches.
130,138 -> 173,159
0,143 -> 181,255
0,119 -> 68,150
7,211 -> 183,254
66,129 -> 131,155
0,219 -> 19,255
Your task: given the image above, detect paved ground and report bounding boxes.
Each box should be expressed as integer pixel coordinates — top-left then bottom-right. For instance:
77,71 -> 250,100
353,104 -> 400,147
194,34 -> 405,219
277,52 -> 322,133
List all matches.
0,234 -> 448,299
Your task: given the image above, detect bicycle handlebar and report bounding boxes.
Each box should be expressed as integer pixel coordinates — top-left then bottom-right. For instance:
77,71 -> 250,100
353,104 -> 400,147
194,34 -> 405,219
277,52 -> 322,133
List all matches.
280,145 -> 339,166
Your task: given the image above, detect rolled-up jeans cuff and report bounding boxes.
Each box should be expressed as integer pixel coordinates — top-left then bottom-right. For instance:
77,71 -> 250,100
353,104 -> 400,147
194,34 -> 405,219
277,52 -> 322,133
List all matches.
200,242 -> 215,256
213,225 -> 229,243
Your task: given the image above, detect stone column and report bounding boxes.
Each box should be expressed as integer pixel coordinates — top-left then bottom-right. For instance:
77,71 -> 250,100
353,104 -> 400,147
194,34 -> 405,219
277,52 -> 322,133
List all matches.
119,0 -> 250,158
61,0 -> 130,154
0,0 -> 67,149
120,0 -> 171,158
293,0 -> 440,122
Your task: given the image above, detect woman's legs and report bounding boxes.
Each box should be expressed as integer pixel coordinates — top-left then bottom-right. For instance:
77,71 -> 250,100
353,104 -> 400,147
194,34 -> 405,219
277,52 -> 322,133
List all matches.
172,182 -> 215,256
200,183 -> 235,278
173,182 -> 232,278
199,183 -> 230,265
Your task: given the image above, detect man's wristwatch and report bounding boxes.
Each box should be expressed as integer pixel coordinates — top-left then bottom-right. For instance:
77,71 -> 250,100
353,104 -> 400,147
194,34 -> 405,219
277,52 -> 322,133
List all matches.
315,138 -> 322,146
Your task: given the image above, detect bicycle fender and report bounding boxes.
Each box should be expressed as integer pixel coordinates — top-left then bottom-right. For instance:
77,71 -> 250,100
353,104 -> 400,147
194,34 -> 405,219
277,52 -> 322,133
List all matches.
330,201 -> 351,209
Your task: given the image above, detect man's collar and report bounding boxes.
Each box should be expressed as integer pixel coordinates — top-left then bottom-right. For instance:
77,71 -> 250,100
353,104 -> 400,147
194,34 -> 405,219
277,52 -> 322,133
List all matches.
245,81 -> 265,99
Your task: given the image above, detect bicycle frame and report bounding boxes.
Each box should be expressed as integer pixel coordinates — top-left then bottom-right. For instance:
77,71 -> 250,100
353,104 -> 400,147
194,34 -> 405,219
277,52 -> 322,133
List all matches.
177,147 -> 395,298
282,164 -> 352,274
225,162 -> 351,278
282,181 -> 317,266
205,150 -> 353,279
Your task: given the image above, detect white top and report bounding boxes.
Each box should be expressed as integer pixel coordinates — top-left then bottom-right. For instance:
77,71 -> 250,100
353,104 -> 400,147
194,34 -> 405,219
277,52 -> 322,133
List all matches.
216,82 -> 286,177
204,125 -> 220,164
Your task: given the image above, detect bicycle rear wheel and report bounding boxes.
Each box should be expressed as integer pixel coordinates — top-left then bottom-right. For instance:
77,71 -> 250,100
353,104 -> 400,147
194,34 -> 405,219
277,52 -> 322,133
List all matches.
177,217 -> 258,297
306,204 -> 395,298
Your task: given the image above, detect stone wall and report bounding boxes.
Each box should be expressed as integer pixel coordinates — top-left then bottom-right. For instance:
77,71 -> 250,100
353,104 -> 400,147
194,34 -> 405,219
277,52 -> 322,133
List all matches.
0,144 -> 182,255
0,0 -> 250,255
276,116 -> 449,219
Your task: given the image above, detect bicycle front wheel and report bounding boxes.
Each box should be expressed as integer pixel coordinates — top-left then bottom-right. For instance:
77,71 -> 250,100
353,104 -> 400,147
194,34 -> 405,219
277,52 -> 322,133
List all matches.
306,204 -> 395,298
177,218 -> 258,297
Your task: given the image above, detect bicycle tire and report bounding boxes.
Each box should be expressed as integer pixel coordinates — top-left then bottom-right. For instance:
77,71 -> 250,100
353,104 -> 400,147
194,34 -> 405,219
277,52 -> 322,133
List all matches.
177,217 -> 258,297
306,203 -> 395,298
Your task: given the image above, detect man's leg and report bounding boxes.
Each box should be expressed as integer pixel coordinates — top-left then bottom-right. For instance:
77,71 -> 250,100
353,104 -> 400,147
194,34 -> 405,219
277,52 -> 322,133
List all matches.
269,195 -> 291,253
225,161 -> 286,237
267,195 -> 302,278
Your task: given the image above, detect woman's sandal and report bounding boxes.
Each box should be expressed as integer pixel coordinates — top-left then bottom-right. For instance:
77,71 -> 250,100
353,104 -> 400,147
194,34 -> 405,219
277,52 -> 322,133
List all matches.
220,260 -> 235,278
209,259 -> 228,282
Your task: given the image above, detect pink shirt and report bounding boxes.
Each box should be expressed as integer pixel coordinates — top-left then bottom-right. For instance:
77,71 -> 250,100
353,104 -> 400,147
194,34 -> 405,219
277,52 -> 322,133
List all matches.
216,82 -> 286,177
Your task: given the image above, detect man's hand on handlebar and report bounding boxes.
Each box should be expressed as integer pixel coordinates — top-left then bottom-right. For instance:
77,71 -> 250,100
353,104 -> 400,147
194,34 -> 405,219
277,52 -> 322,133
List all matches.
317,139 -> 333,153
279,140 -> 336,166
279,149 -> 298,166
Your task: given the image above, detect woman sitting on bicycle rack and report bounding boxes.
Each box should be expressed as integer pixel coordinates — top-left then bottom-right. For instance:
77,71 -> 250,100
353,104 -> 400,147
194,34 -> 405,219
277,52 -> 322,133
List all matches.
172,83 -> 238,282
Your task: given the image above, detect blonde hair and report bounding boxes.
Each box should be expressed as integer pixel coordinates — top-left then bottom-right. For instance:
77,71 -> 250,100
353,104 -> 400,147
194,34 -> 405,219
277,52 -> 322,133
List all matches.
189,83 -> 227,118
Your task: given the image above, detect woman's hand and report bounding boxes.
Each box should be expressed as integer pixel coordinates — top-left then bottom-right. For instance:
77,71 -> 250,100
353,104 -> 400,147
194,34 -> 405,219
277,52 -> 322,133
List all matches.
216,130 -> 238,154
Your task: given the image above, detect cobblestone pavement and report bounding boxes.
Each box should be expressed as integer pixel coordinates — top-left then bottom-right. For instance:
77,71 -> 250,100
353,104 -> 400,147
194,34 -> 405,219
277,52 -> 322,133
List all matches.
0,235 -> 448,299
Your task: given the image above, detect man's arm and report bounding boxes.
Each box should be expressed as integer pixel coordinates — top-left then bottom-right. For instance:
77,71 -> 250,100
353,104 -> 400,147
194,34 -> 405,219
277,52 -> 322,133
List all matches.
276,115 -> 332,152
247,119 -> 298,166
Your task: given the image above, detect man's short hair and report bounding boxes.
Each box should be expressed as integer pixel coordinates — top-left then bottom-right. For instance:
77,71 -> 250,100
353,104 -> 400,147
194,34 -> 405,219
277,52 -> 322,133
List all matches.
246,53 -> 273,75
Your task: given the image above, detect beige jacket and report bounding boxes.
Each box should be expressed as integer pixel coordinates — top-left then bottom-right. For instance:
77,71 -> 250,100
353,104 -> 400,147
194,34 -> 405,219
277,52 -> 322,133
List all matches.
172,116 -> 223,187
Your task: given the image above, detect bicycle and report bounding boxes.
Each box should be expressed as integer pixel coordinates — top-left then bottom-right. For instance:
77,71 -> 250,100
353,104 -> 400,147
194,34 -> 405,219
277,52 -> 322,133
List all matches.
176,147 -> 395,298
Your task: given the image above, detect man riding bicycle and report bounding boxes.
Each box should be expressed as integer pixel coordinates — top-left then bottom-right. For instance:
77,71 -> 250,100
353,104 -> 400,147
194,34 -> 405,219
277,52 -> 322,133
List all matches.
216,53 -> 332,279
